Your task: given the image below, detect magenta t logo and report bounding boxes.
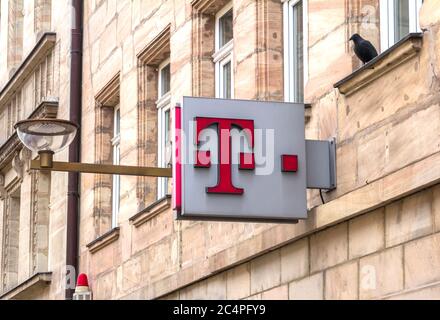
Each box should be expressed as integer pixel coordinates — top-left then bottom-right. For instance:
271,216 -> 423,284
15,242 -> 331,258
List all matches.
194,117 -> 255,195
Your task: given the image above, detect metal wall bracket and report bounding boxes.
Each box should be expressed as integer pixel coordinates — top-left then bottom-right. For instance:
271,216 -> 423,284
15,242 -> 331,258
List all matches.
306,139 -> 337,190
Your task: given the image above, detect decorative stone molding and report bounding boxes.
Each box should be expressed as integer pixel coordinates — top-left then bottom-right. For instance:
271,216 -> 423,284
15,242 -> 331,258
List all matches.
12,148 -> 31,180
0,100 -> 58,171
0,174 -> 5,199
86,228 -> 120,254
0,272 -> 52,300
129,195 -> 172,228
30,171 -> 50,274
94,73 -> 120,237
0,32 -> 56,107
137,26 -> 171,209
0,135 -> 21,171
137,25 -> 171,66
191,4 -> 215,98
192,0 -> 230,14
254,0 -> 284,101
95,72 -> 120,107
334,33 -> 423,96
28,100 -> 58,119
12,151 -> 24,180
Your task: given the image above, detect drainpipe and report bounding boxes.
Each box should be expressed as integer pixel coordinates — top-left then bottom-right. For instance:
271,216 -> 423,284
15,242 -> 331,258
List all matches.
66,0 -> 83,300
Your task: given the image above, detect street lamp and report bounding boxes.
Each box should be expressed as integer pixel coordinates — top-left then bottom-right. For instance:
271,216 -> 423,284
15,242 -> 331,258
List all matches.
15,119 -> 78,168
15,119 -> 172,178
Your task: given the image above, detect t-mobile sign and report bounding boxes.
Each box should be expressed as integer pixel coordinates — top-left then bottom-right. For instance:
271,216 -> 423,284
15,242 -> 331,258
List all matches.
173,97 -> 309,222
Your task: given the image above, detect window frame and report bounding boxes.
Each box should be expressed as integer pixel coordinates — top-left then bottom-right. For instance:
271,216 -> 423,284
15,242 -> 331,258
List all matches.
283,0 -> 308,103
157,59 -> 172,200
214,2 -> 234,99
380,0 -> 423,52
111,104 -> 121,229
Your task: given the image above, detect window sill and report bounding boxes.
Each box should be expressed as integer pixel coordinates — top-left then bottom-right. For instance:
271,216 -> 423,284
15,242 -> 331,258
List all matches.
130,195 -> 172,228
86,227 -> 120,254
0,272 -> 52,300
334,32 -> 423,96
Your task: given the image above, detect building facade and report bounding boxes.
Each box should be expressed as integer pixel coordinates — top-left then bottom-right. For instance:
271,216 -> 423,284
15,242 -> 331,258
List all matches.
0,0 -> 79,299
0,0 -> 440,300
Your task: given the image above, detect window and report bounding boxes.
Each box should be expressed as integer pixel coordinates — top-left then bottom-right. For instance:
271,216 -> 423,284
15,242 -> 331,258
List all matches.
157,59 -> 171,199
283,0 -> 308,103
380,0 -> 423,52
111,105 -> 121,228
214,3 -> 234,99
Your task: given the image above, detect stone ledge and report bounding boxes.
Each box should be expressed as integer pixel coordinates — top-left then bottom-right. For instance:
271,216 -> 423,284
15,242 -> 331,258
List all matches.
130,195 -> 172,228
0,272 -> 52,300
334,33 -> 423,96
86,227 -> 120,254
0,32 -> 57,107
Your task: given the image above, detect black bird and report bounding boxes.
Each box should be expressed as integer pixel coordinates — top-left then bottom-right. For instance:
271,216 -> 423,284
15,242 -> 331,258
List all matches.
349,33 -> 378,64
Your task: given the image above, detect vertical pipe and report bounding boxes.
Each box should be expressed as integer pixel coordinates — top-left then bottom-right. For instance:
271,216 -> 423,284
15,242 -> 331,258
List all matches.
66,0 -> 83,300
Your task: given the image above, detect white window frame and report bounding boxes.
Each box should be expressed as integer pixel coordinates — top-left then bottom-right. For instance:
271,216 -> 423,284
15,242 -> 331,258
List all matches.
283,0 -> 308,103
214,2 -> 234,99
380,0 -> 423,52
157,59 -> 171,200
111,104 -> 121,228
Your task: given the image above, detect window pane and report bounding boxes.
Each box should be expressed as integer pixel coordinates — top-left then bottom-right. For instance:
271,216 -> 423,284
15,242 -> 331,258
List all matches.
114,108 -> 120,136
222,61 -> 232,99
219,9 -> 233,48
293,1 -> 304,103
394,0 -> 410,43
160,64 -> 171,96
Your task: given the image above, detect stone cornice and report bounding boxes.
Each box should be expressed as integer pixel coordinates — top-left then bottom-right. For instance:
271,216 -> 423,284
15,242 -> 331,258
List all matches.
95,72 -> 120,106
334,33 -> 423,96
86,227 -> 120,254
192,0 -> 230,14
28,99 -> 59,119
0,272 -> 52,300
137,25 -> 171,66
0,33 -> 56,109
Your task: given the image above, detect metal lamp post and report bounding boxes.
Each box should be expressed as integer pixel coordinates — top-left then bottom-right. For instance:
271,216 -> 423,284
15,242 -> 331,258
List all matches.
14,119 -> 172,178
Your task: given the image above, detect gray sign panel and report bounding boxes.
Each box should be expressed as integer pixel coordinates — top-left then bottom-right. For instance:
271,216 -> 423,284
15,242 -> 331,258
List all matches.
175,97 -> 307,222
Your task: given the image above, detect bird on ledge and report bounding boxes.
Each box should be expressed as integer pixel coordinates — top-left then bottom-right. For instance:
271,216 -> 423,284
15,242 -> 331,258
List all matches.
350,33 -> 378,65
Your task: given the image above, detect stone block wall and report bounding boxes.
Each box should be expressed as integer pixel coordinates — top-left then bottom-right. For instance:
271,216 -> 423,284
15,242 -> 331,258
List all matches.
76,0 -> 440,300
157,185 -> 440,300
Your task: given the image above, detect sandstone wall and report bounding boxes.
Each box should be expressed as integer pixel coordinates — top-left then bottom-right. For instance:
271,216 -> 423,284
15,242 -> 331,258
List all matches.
78,0 -> 440,300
